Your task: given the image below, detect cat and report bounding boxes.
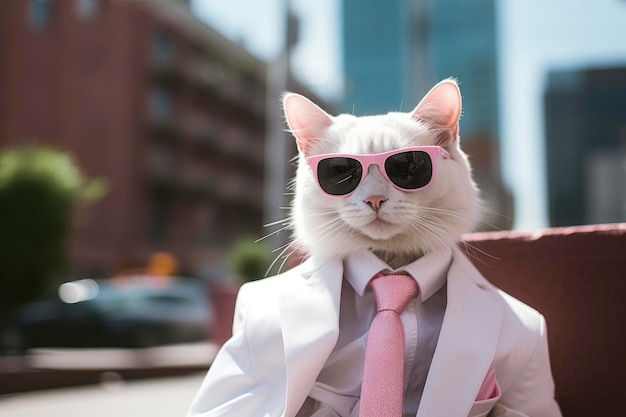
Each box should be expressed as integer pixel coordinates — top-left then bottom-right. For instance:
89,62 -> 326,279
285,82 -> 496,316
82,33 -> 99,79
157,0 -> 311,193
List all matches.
187,79 -> 562,417
284,78 -> 480,269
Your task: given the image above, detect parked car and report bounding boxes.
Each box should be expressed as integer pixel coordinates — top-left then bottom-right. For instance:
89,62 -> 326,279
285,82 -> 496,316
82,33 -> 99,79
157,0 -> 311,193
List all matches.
0,276 -> 214,353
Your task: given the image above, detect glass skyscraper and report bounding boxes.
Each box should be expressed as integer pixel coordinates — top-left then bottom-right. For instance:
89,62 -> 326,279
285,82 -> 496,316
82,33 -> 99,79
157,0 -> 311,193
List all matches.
342,0 -> 499,140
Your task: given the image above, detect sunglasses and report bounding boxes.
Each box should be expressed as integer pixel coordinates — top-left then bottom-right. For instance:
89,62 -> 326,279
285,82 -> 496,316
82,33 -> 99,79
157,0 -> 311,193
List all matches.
306,146 -> 451,197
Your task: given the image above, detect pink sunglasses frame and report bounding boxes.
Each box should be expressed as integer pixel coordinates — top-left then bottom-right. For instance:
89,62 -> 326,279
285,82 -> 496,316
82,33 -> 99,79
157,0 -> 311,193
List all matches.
306,146 -> 451,197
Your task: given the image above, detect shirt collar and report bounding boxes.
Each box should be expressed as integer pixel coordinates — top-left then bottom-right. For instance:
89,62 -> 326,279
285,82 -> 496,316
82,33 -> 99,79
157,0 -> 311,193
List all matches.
342,247 -> 452,302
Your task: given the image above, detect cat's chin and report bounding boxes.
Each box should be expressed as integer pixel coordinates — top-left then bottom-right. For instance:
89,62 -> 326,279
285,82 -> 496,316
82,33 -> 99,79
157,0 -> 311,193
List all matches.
355,218 -> 404,241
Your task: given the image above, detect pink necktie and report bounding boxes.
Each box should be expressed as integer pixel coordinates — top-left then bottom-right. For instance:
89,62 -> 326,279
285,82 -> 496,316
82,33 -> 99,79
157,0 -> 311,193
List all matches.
359,273 -> 419,417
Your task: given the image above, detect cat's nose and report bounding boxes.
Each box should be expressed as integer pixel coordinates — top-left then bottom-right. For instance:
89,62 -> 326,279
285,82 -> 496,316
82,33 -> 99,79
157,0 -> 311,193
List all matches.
364,195 -> 388,213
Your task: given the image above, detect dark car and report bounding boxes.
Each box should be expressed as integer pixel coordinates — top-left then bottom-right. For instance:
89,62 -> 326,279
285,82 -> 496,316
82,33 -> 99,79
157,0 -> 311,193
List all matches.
0,276 -> 214,353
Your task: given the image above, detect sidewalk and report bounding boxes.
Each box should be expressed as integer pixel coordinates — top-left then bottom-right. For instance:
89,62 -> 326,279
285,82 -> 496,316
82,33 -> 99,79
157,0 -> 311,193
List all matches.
0,372 -> 206,417
1,342 -> 218,394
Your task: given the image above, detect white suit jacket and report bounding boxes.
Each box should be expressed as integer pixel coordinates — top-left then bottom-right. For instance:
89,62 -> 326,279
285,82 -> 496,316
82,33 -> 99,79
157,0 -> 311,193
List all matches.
188,247 -> 562,417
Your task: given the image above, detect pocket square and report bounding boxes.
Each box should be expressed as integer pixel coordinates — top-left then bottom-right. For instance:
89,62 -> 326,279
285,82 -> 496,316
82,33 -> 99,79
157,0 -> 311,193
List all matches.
476,369 -> 499,401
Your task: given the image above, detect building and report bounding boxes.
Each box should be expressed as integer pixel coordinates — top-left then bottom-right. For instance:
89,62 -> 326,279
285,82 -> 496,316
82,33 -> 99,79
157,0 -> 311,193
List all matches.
342,0 -> 512,230
342,0 -> 498,136
342,1 -> 410,115
544,66 -> 626,227
0,0 -> 311,279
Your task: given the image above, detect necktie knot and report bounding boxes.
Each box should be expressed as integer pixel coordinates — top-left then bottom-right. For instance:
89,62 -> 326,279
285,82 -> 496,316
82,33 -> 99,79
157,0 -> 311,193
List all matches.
370,273 -> 419,314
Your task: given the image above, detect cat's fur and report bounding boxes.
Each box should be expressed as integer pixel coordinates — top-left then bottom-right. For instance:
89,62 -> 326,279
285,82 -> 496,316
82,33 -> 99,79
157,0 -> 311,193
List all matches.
284,79 -> 479,269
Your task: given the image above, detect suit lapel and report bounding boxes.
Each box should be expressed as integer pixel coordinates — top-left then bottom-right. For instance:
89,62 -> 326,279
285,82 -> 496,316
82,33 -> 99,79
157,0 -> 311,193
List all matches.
416,248 -> 504,417
279,257 -> 344,417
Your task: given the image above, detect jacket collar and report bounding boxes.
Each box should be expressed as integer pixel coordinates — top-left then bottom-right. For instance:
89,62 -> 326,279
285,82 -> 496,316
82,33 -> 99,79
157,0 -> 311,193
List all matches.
416,246 -> 504,417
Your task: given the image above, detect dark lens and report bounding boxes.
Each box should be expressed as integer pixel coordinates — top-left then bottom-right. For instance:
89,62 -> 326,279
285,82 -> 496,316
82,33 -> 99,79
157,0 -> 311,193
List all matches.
384,151 -> 432,189
316,157 -> 363,195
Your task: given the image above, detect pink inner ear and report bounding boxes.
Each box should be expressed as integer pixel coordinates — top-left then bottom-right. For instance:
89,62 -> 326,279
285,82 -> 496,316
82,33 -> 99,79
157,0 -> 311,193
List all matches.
411,81 -> 462,140
283,94 -> 332,155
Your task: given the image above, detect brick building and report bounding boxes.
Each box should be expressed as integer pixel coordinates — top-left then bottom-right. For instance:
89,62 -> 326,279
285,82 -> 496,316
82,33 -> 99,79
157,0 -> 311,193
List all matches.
0,0 -> 309,279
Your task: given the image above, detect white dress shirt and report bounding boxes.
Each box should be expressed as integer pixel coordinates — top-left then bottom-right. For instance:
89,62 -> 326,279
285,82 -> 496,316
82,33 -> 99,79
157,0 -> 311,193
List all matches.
298,248 -> 452,417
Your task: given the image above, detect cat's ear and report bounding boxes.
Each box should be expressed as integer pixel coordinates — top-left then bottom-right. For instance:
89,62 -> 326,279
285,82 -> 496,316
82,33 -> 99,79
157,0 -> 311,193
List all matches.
411,79 -> 462,143
283,93 -> 333,155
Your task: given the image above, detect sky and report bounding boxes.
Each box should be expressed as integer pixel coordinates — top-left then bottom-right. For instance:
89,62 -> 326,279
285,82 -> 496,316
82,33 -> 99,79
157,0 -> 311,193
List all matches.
498,0 -> 626,229
191,0 -> 343,100
191,0 -> 626,231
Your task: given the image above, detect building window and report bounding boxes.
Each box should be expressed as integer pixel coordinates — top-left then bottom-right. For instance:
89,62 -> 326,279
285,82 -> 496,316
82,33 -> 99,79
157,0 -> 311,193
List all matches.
152,30 -> 173,65
149,87 -> 171,119
586,149 -> 626,224
29,0 -> 52,28
149,189 -> 171,240
75,0 -> 99,21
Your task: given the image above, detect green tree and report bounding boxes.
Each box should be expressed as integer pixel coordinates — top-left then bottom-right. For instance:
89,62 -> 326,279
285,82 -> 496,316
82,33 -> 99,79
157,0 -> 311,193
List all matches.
0,146 -> 107,310
228,236 -> 273,283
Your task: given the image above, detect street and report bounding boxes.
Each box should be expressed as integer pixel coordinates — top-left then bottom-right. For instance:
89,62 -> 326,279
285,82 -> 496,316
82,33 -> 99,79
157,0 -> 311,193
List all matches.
0,372 -> 206,417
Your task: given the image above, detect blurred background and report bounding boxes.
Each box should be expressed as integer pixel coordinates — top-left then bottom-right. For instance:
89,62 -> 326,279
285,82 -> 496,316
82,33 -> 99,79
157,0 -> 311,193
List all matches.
0,0 -> 625,414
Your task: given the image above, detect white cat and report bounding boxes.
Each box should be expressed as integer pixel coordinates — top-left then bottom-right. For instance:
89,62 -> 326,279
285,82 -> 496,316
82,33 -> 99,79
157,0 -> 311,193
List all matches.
285,79 -> 480,268
187,79 -> 561,417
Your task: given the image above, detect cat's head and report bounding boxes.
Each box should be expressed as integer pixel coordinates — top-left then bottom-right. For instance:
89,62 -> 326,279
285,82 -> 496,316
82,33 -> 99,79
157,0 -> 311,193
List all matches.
283,79 -> 479,267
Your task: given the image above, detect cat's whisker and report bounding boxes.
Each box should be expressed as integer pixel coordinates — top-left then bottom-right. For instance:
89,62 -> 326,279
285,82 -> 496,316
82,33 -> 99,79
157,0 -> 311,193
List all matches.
418,206 -> 473,219
292,209 -> 342,221
266,237 -> 301,276
303,217 -> 354,248
459,240 -> 500,264
256,230 -> 282,243
263,218 -> 291,228
405,214 -> 458,252
417,207 -> 506,261
270,238 -> 297,254
264,213 -> 350,276
476,208 -> 514,232
258,218 -> 292,238
278,247 -> 302,274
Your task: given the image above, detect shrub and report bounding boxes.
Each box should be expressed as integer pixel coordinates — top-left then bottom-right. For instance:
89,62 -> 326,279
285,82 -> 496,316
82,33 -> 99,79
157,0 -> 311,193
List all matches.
0,146 -> 107,309
228,237 -> 273,283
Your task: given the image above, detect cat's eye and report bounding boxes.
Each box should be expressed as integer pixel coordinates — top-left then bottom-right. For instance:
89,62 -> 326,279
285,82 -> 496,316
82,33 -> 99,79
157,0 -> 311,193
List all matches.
306,146 -> 449,197
316,158 -> 363,195
384,151 -> 432,190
